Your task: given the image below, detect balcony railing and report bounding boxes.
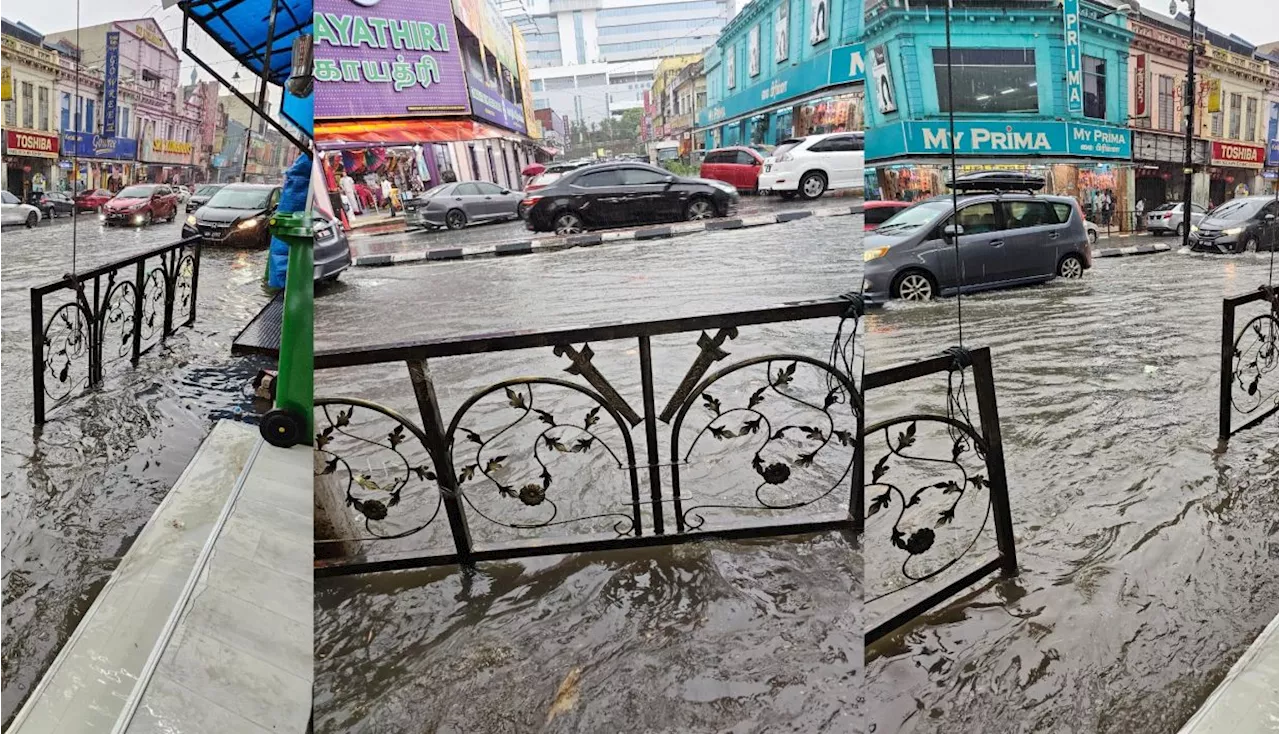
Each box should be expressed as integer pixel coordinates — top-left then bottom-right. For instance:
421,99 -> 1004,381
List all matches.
1218,285 -> 1278,444
30,236 -> 201,423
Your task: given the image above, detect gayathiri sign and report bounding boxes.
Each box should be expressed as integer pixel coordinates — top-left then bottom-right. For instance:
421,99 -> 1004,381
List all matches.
314,0 -> 471,120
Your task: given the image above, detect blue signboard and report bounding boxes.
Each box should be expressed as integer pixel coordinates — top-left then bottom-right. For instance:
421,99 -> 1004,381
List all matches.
465,68 -> 526,135
698,43 -> 864,127
1063,0 -> 1083,115
282,90 -> 312,139
1267,101 -> 1278,167
60,132 -> 137,160
866,120 -> 1131,161
103,31 -> 120,138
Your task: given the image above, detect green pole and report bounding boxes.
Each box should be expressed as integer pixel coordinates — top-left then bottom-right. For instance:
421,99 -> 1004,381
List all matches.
267,210 -> 314,444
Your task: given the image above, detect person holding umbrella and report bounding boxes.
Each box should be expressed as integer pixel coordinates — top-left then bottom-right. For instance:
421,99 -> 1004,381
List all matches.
521,162 -> 546,189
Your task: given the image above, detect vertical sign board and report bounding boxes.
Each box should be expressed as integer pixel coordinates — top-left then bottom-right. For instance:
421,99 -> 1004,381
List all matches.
1132,54 -> 1147,118
1267,101 -> 1278,168
1063,0 -> 1083,115
871,45 -> 896,114
102,31 -> 120,137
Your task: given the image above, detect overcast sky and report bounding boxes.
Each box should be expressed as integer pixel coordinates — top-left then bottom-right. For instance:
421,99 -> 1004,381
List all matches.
1134,0 -> 1278,47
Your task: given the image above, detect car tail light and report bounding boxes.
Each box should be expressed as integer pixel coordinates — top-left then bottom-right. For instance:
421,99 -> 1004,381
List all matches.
1162,212 -> 1172,219
521,196 -> 542,209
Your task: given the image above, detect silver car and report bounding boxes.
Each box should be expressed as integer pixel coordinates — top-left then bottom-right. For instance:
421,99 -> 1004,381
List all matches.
1145,201 -> 1207,237
863,186 -> 1092,303
403,181 -> 525,230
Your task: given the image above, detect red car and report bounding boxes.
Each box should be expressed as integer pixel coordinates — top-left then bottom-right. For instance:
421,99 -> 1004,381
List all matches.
699,147 -> 764,192
863,200 -> 913,231
75,188 -> 113,212
101,184 -> 180,226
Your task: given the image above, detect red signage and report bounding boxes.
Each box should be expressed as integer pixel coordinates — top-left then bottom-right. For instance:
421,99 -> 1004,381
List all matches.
5,129 -> 59,159
1210,141 -> 1266,168
1133,54 -> 1147,117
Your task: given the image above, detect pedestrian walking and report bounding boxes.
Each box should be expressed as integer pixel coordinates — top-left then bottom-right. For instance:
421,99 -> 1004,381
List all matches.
1135,198 -> 1145,231
381,178 -> 395,216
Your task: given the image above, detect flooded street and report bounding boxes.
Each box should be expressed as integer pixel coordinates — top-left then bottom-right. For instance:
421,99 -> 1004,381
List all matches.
0,215 -> 274,724
314,215 -> 868,731
864,251 -> 1279,733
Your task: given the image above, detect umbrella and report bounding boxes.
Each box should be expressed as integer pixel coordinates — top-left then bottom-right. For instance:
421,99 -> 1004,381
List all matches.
522,163 -> 546,177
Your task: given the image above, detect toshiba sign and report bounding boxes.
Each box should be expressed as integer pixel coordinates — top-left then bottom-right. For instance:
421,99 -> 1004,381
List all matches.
1210,141 -> 1265,168
5,129 -> 60,159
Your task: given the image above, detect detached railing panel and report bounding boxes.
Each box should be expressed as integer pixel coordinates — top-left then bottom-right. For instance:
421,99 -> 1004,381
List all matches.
862,347 -> 1017,646
313,298 -> 865,576
31,237 -> 201,423
1218,286 -> 1279,443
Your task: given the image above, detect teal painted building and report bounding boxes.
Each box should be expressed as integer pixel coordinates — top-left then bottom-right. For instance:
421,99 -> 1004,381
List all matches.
862,0 -> 1133,206
696,0 -> 866,151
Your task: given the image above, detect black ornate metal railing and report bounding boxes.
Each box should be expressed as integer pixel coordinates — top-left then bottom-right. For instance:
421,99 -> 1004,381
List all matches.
862,346 -> 1017,646
312,297 -> 864,576
30,236 -> 202,423
1218,285 -> 1279,444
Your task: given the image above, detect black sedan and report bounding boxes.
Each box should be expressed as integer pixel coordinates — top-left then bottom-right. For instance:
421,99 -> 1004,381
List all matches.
32,191 -> 76,219
182,183 -> 280,248
187,183 -> 226,213
522,162 -> 739,235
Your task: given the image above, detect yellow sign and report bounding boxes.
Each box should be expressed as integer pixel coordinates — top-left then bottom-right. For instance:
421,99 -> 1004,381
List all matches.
1207,78 -> 1222,114
1,66 -> 10,102
136,23 -> 165,49
152,139 -> 193,155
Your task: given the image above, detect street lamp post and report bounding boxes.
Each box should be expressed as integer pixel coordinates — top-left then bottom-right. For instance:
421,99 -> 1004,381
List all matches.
1172,0 -> 1198,251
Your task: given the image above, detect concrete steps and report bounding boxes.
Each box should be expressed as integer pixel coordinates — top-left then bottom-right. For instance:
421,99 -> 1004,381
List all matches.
1178,615 -> 1279,734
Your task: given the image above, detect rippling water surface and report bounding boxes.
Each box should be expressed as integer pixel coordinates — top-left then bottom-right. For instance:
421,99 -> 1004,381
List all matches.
1,218 -> 273,724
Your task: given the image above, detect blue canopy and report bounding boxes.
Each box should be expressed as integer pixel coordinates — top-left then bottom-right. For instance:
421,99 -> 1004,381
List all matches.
182,0 -> 311,88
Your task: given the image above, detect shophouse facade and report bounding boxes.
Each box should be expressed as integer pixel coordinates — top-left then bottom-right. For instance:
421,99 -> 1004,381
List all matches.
2,21 -> 61,198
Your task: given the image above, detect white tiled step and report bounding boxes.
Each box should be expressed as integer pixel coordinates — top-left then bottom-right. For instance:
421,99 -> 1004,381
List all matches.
1177,615 -> 1279,734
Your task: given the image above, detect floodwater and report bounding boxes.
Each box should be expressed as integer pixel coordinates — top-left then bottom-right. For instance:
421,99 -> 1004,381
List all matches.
313,215 -> 868,731
863,251 -> 1279,733
0,215 -> 275,724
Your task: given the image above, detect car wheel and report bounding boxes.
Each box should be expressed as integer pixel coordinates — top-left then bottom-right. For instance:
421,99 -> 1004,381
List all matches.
145,211 -> 153,226
893,270 -> 935,301
1241,235 -> 1259,253
25,211 -> 37,228
1058,254 -> 1085,279
445,209 -> 467,230
685,197 -> 715,221
798,172 -> 826,200
554,211 -> 585,235
779,191 -> 798,200
1175,222 -> 1185,238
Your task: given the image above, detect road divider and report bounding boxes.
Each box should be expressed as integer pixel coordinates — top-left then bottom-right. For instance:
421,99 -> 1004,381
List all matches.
1093,242 -> 1173,258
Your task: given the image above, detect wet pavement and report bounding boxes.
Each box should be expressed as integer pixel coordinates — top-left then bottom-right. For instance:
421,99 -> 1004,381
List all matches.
314,214 -> 867,731
863,250 -> 1279,733
0,216 -> 275,724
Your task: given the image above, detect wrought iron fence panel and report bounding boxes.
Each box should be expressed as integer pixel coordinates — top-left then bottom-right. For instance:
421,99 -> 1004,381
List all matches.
1218,286 -> 1279,443
30,236 -> 201,423
312,297 -> 864,577
862,347 -> 1017,646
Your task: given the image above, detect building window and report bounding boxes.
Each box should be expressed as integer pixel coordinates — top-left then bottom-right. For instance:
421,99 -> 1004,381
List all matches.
1211,111 -> 1223,137
1082,55 -> 1105,120
85,99 -> 95,133
531,79 -> 543,92
21,82 -> 33,128
573,11 -> 587,64
1228,93 -> 1242,139
933,48 -> 1037,114
60,92 -> 71,132
1157,75 -> 1174,132
37,87 -> 49,131
1245,97 -> 1258,141
4,101 -> 14,128
120,106 -> 130,138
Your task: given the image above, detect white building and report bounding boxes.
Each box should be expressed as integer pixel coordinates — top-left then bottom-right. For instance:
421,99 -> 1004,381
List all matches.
522,0 -> 731,125
2,19 -> 61,197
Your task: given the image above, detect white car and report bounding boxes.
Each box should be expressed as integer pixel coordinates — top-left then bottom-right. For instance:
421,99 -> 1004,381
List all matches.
1146,201 -> 1207,237
1,190 -> 42,228
758,132 -> 864,200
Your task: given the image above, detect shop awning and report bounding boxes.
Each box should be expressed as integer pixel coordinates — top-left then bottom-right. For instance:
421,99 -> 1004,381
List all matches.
314,119 -> 531,149
179,0 -> 309,86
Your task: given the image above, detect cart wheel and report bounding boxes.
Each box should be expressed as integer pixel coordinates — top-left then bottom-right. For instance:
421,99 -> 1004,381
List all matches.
260,407 -> 306,447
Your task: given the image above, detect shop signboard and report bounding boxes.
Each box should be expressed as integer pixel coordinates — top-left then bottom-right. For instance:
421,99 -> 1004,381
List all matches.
1210,141 -> 1265,169
465,63 -> 526,133
480,0 -> 515,73
865,120 -> 1131,161
1132,54 -> 1147,118
5,129 -> 60,159
60,132 -> 138,160
314,0 -> 471,120
697,43 -> 864,127
1062,0 -> 1083,114
452,0 -> 482,38
775,3 -> 789,62
870,45 -> 896,114
1,66 -> 10,102
103,32 -> 121,137
1267,101 -> 1278,167
512,27 -> 539,138
749,26 -> 760,78
810,0 -> 828,45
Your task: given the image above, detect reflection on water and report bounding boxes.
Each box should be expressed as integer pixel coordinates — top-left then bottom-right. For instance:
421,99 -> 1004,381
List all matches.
864,253 -> 1278,733
0,221 -> 273,724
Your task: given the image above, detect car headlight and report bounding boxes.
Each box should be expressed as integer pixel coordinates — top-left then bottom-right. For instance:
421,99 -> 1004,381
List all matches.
236,216 -> 263,231
863,246 -> 890,262
1223,226 -> 1244,236
709,180 -> 736,194
186,215 -> 197,226
1190,224 -> 1198,233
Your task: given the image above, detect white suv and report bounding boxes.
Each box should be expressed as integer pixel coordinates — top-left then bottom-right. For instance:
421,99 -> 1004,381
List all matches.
758,132 -> 864,200
1,190 -> 41,227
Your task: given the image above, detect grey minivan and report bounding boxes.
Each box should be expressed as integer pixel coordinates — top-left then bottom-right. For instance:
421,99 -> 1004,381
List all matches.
863,174 -> 1092,302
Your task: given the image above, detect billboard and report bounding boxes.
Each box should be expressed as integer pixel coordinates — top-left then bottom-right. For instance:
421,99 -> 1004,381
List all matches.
512,27 -> 539,138
314,0 -> 470,120
102,32 -> 120,137
1063,0 -> 1083,114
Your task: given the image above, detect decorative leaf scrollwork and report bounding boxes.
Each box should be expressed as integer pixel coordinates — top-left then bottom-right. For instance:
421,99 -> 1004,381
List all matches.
1231,312 -> 1279,418
141,268 -> 167,343
100,273 -> 138,364
42,301 -> 91,401
173,253 -> 196,320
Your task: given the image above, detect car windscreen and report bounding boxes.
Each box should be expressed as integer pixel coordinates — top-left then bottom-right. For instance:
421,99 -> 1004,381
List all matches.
419,184 -> 453,197
772,140 -> 803,157
205,188 -> 272,209
1151,203 -> 1178,212
116,186 -> 157,198
531,172 -> 563,187
195,185 -> 223,196
1206,199 -> 1258,221
875,200 -> 952,233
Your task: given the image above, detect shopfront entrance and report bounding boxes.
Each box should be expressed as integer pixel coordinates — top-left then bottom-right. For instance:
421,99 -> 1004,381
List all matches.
4,129 -> 60,199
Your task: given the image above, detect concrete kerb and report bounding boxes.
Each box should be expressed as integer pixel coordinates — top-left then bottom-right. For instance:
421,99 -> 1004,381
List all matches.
1093,242 -> 1173,258
350,202 -> 866,268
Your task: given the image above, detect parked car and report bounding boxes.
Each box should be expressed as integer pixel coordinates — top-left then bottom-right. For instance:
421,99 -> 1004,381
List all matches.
102,184 -> 180,226
33,191 -> 76,219
181,183 -> 281,247
758,132 -> 864,200
314,215 -> 352,283
1,190 -> 42,227
75,188 -> 113,212
862,171 -> 1092,303
187,183 -> 226,214
523,162 -> 739,234
700,147 -> 765,193
863,200 -> 913,231
1145,201 -> 1207,236
403,181 -> 524,230
1190,196 -> 1280,253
